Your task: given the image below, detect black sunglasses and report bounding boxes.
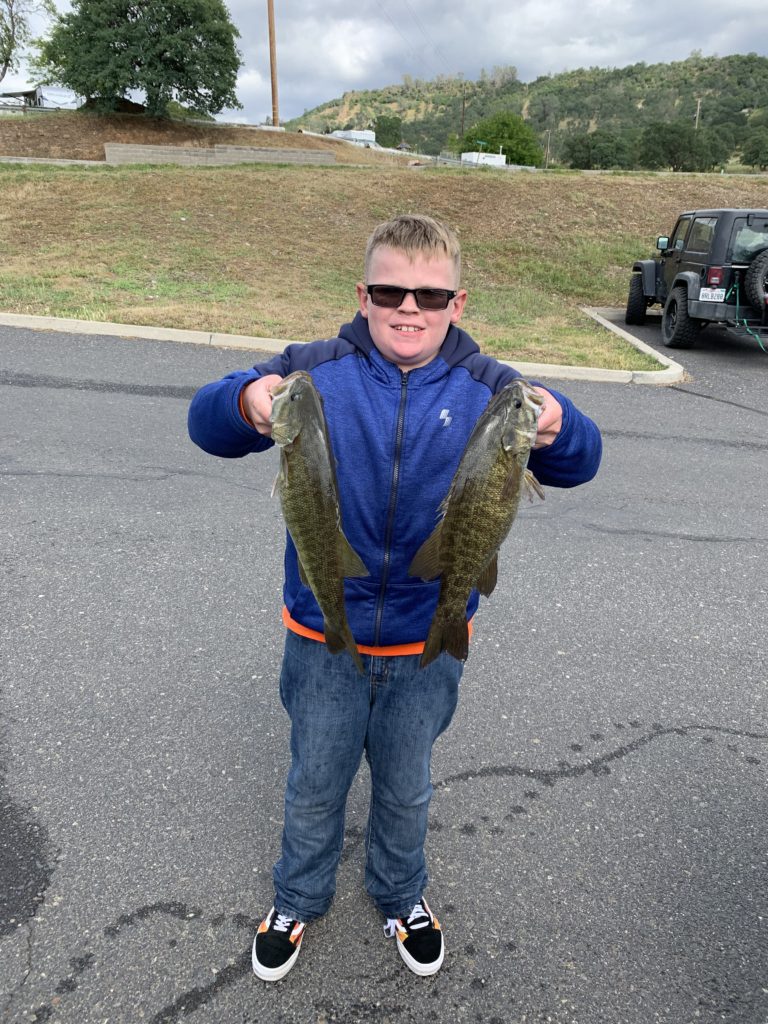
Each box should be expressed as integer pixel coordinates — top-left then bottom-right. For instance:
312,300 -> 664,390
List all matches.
367,284 -> 457,311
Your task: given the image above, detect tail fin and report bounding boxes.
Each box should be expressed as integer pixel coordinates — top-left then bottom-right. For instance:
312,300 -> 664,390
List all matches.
420,613 -> 469,669
325,621 -> 365,675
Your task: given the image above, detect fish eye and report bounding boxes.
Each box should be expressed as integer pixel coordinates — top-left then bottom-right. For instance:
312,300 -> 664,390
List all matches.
513,399 -> 523,409
290,391 -> 302,402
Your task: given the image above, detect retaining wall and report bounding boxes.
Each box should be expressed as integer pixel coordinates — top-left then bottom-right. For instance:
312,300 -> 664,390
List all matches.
103,142 -> 336,166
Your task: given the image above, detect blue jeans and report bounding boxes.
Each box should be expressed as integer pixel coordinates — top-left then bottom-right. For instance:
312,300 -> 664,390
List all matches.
273,630 -> 462,922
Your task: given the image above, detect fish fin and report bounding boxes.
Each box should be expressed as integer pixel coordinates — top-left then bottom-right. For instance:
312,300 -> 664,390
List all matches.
500,463 -> 524,502
524,469 -> 545,501
270,470 -> 281,499
297,558 -> 309,587
338,531 -> 369,578
325,622 -> 365,675
476,554 -> 498,598
408,523 -> 444,581
420,613 -> 469,669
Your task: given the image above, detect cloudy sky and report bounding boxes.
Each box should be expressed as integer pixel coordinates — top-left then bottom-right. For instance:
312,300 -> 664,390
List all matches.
4,0 -> 768,124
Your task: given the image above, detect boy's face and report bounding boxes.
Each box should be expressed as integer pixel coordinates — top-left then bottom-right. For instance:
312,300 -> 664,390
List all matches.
356,246 -> 467,371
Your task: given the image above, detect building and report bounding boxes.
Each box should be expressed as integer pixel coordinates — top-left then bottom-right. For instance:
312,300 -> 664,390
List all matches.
330,129 -> 377,147
460,151 -> 507,167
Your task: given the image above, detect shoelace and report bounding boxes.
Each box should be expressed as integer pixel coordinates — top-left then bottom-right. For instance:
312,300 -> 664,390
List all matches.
383,901 -> 430,938
272,912 -> 294,933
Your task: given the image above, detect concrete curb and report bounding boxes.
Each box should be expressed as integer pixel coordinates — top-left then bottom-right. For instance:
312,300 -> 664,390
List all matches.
0,309 -> 683,384
582,307 -> 685,384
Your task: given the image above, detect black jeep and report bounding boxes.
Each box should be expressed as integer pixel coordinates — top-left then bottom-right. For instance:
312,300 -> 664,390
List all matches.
625,208 -> 768,348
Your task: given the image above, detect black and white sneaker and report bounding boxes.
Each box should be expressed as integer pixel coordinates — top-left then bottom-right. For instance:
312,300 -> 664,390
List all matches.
384,898 -> 444,976
252,906 -> 306,981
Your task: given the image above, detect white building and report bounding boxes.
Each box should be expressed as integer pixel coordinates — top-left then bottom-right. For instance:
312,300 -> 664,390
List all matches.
331,129 -> 377,147
460,151 -> 507,167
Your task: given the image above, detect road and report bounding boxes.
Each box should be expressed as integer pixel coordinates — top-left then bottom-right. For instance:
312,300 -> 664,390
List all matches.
1,321 -> 767,1024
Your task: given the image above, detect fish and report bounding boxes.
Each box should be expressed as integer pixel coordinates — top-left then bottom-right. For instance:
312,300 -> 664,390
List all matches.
269,371 -> 369,673
408,379 -> 544,668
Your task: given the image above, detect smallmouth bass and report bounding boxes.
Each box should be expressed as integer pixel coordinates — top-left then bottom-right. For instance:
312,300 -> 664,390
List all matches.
269,371 -> 369,673
409,379 -> 544,668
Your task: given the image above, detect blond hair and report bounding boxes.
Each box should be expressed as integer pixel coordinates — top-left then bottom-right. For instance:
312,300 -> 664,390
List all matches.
364,214 -> 461,285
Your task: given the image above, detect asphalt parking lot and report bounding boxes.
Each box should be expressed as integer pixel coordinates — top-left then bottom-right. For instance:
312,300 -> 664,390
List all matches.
1,317 -> 767,1024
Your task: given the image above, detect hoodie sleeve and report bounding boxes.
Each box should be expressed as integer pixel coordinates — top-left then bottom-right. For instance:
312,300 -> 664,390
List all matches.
187,348 -> 294,458
527,387 -> 602,487
187,338 -> 363,458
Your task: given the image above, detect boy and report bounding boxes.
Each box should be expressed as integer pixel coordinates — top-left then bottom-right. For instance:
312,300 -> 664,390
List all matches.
188,214 -> 602,981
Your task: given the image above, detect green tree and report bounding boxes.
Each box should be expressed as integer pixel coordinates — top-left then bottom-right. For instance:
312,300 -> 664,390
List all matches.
563,129 -> 635,169
33,0 -> 241,117
372,113 -> 402,148
742,128 -> 768,169
461,111 -> 542,166
1,0 -> 54,84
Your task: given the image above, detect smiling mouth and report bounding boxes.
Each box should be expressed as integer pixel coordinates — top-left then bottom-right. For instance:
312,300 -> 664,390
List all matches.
393,325 -> 422,333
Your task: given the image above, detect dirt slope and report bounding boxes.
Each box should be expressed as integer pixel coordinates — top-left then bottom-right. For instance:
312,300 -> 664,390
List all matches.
0,110 -> 405,165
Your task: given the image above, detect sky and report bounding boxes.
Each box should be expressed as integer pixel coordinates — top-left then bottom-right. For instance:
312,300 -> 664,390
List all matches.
3,0 -> 768,125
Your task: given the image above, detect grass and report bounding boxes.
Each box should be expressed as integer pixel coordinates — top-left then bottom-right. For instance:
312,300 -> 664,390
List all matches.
2,161 -> 768,368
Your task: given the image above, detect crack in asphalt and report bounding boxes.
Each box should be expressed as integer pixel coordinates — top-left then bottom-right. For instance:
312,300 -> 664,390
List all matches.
0,369 -> 197,400
667,385 -> 768,419
434,722 -> 766,791
581,522 -> 767,544
601,427 -> 768,452
0,466 -> 262,491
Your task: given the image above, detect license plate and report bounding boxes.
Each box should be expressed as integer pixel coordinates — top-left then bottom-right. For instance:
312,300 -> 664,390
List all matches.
699,287 -> 725,301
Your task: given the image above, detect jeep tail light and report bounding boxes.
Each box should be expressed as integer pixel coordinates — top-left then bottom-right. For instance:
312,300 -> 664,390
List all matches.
707,267 -> 724,286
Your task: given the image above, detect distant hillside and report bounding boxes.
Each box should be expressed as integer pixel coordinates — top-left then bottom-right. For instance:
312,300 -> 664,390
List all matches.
286,53 -> 768,160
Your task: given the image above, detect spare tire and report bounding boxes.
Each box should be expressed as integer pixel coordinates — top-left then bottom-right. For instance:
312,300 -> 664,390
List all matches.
745,248 -> 768,311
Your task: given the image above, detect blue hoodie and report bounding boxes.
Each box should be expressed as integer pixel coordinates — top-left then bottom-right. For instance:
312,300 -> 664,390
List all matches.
188,313 -> 602,651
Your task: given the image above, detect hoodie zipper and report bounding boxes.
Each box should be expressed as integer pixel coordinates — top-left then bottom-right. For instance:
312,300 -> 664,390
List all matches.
373,369 -> 409,646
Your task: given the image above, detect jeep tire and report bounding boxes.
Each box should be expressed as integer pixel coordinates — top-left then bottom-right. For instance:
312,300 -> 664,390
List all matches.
625,274 -> 647,325
661,286 -> 699,348
745,249 -> 768,312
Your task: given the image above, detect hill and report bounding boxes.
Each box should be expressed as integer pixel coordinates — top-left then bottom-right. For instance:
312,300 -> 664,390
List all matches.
286,53 -> 768,161
1,159 -> 767,369
0,110 -> 408,165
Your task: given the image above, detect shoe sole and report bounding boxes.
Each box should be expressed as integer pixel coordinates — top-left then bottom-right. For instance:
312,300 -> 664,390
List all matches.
252,934 -> 302,982
396,937 -> 445,976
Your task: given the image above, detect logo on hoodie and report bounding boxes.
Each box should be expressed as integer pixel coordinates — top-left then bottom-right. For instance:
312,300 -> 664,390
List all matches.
439,409 -> 452,427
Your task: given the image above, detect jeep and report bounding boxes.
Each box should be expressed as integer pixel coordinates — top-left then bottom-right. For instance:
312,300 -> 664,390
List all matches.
625,208 -> 768,348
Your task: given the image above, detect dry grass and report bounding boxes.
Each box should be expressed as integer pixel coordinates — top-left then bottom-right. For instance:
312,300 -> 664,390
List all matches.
2,125 -> 768,367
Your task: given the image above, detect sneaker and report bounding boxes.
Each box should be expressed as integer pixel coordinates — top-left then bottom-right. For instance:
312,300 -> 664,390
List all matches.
252,906 -> 306,981
384,898 -> 444,976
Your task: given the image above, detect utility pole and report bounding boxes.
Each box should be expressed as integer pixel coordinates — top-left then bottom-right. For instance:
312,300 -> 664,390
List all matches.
544,129 -> 552,169
695,97 -> 701,130
460,80 -> 466,138
267,0 -> 279,127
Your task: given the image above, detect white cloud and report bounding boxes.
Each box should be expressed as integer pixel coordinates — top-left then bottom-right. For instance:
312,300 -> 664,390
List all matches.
2,0 -> 767,124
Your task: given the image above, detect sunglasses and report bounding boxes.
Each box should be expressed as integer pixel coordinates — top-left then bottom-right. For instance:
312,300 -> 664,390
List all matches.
367,284 -> 457,311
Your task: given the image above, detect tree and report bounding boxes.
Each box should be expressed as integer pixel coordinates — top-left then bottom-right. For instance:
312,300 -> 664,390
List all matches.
0,0 -> 53,84
461,111 -> 542,166
742,128 -> 768,169
33,0 -> 241,117
638,121 -> 733,172
372,114 -> 401,148
562,129 -> 635,170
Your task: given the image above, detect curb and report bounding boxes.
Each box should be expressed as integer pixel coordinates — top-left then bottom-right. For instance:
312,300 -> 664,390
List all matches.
582,307 -> 685,384
0,309 -> 682,385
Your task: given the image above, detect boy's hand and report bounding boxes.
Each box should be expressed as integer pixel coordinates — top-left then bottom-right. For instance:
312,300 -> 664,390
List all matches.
241,374 -> 283,435
532,387 -> 563,448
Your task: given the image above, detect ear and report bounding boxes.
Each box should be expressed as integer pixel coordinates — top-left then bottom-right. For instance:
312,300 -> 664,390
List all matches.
450,288 -> 468,324
356,281 -> 369,319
